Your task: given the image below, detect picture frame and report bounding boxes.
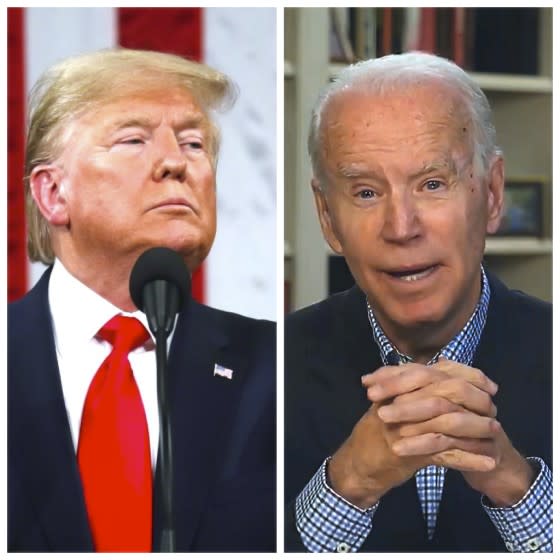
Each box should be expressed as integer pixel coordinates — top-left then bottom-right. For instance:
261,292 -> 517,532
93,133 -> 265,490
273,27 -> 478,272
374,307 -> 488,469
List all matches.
493,178 -> 544,237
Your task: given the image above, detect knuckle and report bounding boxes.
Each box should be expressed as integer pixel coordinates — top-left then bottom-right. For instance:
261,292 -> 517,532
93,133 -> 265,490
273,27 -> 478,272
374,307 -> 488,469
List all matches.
482,393 -> 493,413
435,448 -> 456,464
393,393 -> 408,404
472,368 -> 487,386
447,377 -> 461,388
418,367 -> 434,385
450,377 -> 465,393
439,378 -> 461,400
398,424 -> 413,437
443,412 -> 461,432
425,433 -> 443,453
486,417 -> 497,434
433,396 -> 453,415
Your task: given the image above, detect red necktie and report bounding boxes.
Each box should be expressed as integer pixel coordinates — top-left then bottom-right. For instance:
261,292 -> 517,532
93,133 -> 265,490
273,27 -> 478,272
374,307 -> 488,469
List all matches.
77,315 -> 152,552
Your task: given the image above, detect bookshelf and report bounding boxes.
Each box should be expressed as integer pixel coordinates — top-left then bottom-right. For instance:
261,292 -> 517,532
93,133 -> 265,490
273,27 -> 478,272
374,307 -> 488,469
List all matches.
285,7 -> 552,311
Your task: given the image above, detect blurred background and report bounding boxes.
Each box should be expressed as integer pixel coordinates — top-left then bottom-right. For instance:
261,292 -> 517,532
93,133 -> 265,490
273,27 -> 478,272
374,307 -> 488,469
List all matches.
8,7 -> 276,320
284,7 -> 552,312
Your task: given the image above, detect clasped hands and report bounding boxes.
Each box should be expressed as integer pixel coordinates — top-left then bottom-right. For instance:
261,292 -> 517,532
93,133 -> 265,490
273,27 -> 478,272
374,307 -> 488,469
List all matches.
328,359 -> 535,510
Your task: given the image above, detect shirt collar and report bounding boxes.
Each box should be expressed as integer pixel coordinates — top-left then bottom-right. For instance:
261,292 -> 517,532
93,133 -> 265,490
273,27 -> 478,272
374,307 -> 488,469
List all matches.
48,259 -> 155,356
367,266 -> 491,366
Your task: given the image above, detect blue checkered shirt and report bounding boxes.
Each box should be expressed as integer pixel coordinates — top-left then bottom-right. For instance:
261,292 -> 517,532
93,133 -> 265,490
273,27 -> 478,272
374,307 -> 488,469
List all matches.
295,268 -> 552,552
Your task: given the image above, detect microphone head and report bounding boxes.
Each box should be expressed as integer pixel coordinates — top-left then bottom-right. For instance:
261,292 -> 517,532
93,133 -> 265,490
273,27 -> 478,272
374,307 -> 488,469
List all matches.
129,247 -> 191,312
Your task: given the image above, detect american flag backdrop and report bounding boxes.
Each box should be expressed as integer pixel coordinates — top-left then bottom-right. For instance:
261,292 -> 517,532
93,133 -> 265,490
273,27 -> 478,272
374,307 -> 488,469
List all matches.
7,7 -> 276,320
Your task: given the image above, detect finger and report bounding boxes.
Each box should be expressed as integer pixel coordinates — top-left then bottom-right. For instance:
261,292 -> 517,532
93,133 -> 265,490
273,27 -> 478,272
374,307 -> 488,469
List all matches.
366,366 -> 448,401
361,363 -> 415,387
365,361 -> 498,397
378,396 -> 463,424
392,432 -> 495,458
432,359 -> 498,396
399,412 -> 501,439
431,449 -> 496,472
393,378 -> 497,417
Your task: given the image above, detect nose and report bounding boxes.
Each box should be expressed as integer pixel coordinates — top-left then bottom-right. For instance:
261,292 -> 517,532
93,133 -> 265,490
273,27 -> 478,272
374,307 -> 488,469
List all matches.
152,133 -> 187,182
381,190 -> 422,244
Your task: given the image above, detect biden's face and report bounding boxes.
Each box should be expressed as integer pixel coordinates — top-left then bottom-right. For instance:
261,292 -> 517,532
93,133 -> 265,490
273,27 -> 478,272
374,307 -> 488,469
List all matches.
313,84 -> 503,340
47,87 -> 217,272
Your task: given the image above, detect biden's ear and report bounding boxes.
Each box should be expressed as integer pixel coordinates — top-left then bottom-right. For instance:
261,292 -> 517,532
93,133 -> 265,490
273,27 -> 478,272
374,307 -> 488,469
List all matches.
485,155 -> 505,235
311,178 -> 343,254
29,165 -> 70,227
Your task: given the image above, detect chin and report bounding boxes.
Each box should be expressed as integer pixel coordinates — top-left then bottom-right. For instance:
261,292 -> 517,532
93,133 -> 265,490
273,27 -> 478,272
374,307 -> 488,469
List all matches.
385,297 -> 450,329
171,239 -> 213,270
162,226 -> 214,251
135,231 -> 212,269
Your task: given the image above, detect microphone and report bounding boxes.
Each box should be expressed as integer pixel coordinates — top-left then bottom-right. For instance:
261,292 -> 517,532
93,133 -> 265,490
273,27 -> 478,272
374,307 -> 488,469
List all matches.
129,247 -> 191,553
130,246 -> 191,338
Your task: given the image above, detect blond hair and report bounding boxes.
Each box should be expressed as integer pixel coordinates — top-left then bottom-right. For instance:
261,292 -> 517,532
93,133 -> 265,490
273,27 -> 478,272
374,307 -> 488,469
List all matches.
25,48 -> 236,264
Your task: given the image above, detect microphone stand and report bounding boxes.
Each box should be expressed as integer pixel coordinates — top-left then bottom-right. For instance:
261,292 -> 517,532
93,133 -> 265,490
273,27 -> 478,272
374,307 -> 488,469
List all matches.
143,280 -> 179,552
130,247 -> 190,553
155,330 -> 175,552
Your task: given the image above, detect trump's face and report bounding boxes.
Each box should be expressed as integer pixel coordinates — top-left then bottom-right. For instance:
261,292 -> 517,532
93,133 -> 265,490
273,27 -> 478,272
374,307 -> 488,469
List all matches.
313,84 -> 504,343
36,87 -> 216,273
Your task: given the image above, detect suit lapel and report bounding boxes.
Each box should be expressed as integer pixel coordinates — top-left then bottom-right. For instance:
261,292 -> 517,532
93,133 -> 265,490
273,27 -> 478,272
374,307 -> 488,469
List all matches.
153,300 -> 248,550
339,286 -> 380,373
10,271 -> 93,550
315,286 -> 381,453
471,273 -> 511,388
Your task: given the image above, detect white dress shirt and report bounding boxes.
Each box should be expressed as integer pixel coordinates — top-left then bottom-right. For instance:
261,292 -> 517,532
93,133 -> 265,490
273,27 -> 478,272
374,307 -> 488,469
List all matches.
49,259 -> 164,469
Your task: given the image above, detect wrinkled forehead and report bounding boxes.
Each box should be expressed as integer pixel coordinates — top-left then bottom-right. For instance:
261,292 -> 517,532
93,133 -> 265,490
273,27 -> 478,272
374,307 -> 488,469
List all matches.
321,82 -> 471,149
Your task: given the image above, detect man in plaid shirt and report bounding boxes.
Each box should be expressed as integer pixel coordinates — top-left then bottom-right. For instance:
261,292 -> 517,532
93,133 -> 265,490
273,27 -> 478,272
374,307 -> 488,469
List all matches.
285,52 -> 552,552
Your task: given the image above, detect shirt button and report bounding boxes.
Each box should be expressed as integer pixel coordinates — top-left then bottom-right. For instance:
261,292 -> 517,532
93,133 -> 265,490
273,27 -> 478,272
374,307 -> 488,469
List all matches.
336,542 -> 350,553
527,538 -> 541,551
505,541 -> 514,552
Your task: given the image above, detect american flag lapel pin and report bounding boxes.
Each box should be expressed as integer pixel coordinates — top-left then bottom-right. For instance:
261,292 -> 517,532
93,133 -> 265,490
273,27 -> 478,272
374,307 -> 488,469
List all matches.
213,363 -> 233,380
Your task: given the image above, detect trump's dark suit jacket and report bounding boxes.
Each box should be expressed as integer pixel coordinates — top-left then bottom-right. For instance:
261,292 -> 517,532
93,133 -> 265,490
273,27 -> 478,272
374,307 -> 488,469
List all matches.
285,273 -> 551,552
9,268 -> 276,552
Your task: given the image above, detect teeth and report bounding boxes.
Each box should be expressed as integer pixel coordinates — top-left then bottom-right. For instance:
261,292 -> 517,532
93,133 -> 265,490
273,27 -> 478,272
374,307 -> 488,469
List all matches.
396,267 -> 434,282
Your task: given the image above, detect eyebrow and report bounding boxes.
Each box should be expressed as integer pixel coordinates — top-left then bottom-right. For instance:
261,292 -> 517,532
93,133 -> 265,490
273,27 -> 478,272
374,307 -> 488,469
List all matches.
109,114 -> 207,132
337,164 -> 377,179
336,158 -> 459,182
409,159 -> 458,180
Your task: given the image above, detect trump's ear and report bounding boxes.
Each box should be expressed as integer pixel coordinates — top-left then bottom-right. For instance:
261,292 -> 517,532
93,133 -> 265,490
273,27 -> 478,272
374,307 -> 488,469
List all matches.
485,155 -> 505,235
311,178 -> 343,254
29,165 -> 69,226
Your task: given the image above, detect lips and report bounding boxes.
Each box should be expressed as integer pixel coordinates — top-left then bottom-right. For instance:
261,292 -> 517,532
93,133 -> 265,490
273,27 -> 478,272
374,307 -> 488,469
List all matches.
384,264 -> 439,282
149,198 -> 195,212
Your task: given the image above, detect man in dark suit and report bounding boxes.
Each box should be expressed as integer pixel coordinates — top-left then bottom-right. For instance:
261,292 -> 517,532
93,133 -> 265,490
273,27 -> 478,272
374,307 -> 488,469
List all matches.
285,52 -> 551,552
9,48 -> 275,552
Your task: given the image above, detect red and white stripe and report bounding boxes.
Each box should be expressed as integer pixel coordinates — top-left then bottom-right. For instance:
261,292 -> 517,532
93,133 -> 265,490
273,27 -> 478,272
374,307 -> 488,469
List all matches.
8,7 -> 276,320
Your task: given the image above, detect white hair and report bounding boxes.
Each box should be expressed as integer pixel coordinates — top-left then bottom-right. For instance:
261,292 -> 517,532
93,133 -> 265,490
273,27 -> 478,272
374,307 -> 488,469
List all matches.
308,51 -> 501,184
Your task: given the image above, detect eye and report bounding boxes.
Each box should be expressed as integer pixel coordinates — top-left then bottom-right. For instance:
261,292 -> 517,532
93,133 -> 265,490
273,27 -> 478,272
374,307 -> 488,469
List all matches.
357,188 -> 377,200
121,137 -> 145,145
179,133 -> 205,152
424,179 -> 444,191
183,140 -> 204,150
